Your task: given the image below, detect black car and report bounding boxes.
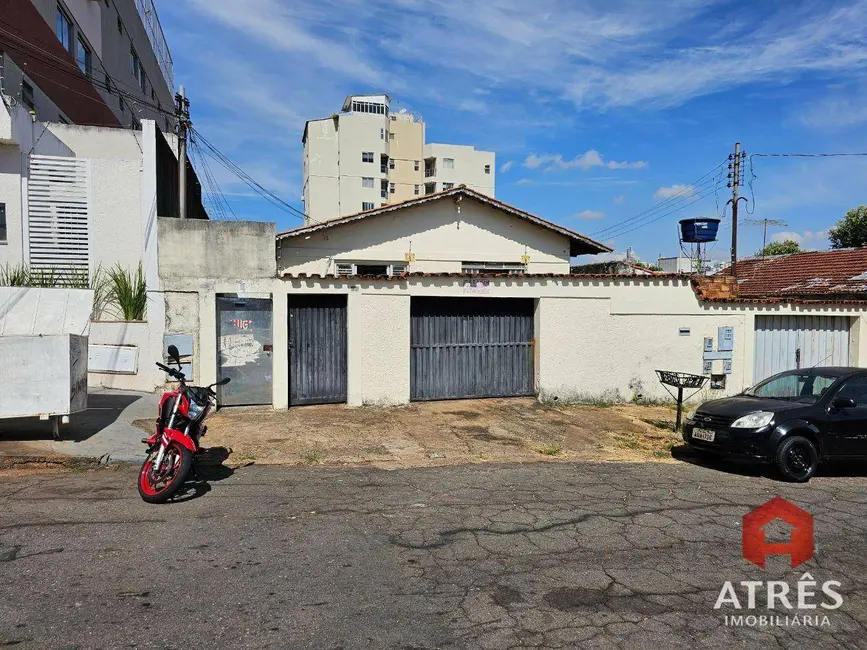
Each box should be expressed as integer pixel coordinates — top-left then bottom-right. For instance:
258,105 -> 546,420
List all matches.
683,367 -> 867,482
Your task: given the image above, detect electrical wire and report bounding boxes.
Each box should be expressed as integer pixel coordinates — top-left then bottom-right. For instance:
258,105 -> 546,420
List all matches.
750,152 -> 867,158
189,135 -> 238,221
600,185 -> 721,241
591,161 -> 726,238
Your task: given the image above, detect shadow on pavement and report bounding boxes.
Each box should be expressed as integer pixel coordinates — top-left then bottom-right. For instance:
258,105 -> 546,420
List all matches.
0,392 -> 142,443
670,443 -> 867,481
169,446 -> 234,503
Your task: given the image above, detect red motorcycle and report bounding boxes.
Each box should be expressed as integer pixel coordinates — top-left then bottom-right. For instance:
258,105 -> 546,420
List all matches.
138,345 -> 230,503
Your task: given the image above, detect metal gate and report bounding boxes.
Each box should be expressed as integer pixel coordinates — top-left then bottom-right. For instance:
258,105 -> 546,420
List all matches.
289,295 -> 347,406
754,315 -> 851,383
216,297 -> 273,406
411,297 -> 534,401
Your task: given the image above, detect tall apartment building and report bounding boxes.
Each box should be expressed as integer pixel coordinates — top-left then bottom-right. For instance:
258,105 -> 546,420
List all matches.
0,0 -> 175,131
302,94 -> 495,224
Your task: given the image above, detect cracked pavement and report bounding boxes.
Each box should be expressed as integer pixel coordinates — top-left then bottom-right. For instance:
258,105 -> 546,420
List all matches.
1,461 -> 866,649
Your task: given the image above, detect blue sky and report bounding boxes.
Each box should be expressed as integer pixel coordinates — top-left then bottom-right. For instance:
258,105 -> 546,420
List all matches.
157,0 -> 867,263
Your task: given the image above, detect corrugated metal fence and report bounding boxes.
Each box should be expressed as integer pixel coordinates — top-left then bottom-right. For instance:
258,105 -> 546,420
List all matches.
754,315 -> 851,383
410,297 -> 534,400
289,295 -> 347,406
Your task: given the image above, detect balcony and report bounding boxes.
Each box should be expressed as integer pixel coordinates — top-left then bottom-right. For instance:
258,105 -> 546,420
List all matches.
134,0 -> 174,90
424,168 -> 436,178
380,165 -> 388,174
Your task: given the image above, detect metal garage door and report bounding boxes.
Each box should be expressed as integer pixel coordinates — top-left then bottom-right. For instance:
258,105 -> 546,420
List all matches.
289,295 -> 347,406
217,297 -> 273,406
754,315 -> 851,383
411,297 -> 534,401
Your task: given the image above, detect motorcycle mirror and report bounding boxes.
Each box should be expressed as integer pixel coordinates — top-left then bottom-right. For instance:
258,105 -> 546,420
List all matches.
167,344 -> 181,366
218,377 -> 231,386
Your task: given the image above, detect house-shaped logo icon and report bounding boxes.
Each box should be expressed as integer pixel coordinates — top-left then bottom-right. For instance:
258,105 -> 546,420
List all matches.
742,497 -> 814,568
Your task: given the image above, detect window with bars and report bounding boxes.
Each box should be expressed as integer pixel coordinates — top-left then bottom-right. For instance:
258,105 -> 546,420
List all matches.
462,262 -> 527,275
414,160 -> 419,171
389,159 -> 395,170
362,177 -> 374,188
21,80 -> 35,110
335,262 -> 407,277
484,164 -> 491,174
389,182 -> 395,194
362,202 -> 375,211
442,182 -> 454,190
414,185 -> 419,195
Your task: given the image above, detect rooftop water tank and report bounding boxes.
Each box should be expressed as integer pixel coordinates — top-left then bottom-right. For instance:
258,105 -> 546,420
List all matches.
679,218 -> 720,243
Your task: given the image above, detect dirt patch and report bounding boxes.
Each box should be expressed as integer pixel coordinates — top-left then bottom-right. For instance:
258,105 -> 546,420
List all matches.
201,398 -> 683,469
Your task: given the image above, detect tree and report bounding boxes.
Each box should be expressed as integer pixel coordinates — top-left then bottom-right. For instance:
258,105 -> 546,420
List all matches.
829,206 -> 867,249
756,240 -> 801,257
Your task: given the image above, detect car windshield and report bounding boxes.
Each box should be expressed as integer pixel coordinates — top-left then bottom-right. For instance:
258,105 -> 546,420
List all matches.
745,372 -> 839,402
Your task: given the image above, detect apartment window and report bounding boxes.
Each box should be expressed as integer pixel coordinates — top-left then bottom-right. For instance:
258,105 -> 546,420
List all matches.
389,159 -> 395,170
443,157 -> 455,170
350,101 -> 386,115
21,80 -> 35,110
443,182 -> 454,190
56,6 -> 72,52
0,202 -> 6,243
380,180 -> 388,198
361,151 -> 374,163
388,132 -> 394,140
362,202 -> 375,211
414,185 -> 419,195
484,164 -> 491,174
462,261 -> 526,275
389,182 -> 395,194
414,160 -> 419,171
361,177 -> 374,189
138,64 -> 146,92
380,128 -> 384,140
76,37 -> 91,76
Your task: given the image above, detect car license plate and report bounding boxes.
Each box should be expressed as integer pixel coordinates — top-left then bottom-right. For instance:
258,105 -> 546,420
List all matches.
692,428 -> 715,442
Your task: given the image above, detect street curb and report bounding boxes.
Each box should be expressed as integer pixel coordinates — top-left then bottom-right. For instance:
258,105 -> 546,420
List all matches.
0,453 -> 136,471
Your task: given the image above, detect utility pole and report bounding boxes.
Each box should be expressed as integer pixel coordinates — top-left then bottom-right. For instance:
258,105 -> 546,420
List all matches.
727,142 -> 746,277
175,85 -> 191,219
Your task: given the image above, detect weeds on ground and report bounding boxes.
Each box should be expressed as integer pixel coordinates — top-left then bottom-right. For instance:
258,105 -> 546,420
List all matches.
640,418 -> 675,431
536,443 -> 563,456
613,435 -> 642,450
538,388 -> 623,408
301,449 -> 323,464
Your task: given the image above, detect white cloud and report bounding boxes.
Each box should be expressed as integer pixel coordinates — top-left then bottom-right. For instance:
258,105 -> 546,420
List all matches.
613,194 -> 626,204
798,90 -> 867,129
500,160 -> 515,173
523,149 -> 647,172
770,230 -> 829,247
457,98 -> 489,114
574,210 -> 606,220
654,184 -> 694,200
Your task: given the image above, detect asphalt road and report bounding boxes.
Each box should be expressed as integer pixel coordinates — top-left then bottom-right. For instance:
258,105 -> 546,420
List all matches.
1,459 -> 867,649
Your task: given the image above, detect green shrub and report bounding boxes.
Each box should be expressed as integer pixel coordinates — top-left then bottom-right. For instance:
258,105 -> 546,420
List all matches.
107,263 -> 147,321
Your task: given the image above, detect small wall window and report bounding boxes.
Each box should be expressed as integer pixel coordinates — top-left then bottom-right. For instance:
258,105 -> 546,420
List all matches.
414,160 -> 419,171
361,177 -> 374,188
380,128 -> 384,140
462,261 -> 526,275
389,182 -> 395,194
414,184 -> 419,195
76,37 -> 91,76
389,159 -> 395,170
362,202 -> 375,211
335,262 -> 407,277
362,151 -> 374,163
138,63 -> 147,92
388,132 -> 394,140
0,202 -> 7,243
130,47 -> 139,79
56,6 -> 72,52
442,182 -> 454,190
443,157 -> 455,170
21,80 -> 35,110
484,164 -> 491,174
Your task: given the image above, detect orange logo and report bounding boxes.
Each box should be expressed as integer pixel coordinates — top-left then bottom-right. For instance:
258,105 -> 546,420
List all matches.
742,497 -> 813,568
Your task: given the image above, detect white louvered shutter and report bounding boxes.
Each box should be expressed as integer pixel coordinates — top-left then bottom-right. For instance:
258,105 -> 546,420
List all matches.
27,155 -> 90,272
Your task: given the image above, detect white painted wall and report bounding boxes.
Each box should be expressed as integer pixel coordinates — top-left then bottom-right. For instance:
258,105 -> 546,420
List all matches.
277,197 -> 572,276
360,293 -> 411,405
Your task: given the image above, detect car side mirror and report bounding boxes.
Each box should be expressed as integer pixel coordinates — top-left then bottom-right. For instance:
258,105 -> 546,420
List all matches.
833,396 -> 857,410
167,344 -> 181,366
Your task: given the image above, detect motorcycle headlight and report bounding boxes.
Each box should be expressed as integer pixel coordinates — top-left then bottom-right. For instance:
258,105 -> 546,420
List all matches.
685,407 -> 698,421
187,399 -> 206,420
731,411 -> 774,429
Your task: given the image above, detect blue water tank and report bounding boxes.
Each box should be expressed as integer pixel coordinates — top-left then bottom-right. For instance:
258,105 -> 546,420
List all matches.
679,218 -> 720,243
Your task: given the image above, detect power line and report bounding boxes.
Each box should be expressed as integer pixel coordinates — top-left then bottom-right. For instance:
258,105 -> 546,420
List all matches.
600,185 -> 721,241
751,152 -> 867,158
591,161 -> 726,238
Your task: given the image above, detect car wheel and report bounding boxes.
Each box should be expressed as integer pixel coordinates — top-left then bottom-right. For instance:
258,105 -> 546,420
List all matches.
775,436 -> 819,482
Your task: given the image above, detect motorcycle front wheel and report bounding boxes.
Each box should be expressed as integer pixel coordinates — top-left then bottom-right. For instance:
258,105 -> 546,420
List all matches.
137,441 -> 193,503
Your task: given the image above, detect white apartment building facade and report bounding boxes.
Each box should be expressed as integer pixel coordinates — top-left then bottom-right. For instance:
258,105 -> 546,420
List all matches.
301,94 -> 495,224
